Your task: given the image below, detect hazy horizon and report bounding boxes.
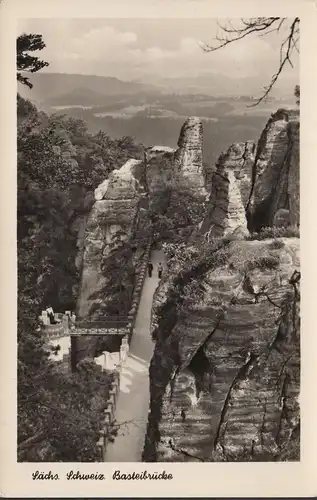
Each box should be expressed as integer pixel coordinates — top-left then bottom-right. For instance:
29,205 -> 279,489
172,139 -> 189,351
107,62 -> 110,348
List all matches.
18,18 -> 299,98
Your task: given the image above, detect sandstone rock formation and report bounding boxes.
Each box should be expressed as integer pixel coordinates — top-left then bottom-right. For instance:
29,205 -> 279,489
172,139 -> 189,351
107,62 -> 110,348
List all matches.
145,117 -> 207,200
77,158 -> 146,319
143,238 -> 300,462
145,147 -> 175,202
174,116 -> 207,197
200,141 -> 255,239
247,109 -> 299,231
95,159 -> 143,201
200,109 -> 299,239
77,116 -> 208,321
73,107 -> 300,463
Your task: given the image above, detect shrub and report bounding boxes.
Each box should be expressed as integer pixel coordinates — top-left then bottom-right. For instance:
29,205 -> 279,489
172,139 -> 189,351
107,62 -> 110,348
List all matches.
244,255 -> 280,271
269,239 -> 285,250
247,226 -> 299,240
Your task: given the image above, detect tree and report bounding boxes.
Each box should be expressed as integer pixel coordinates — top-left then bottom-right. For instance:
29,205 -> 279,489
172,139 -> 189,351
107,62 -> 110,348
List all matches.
17,33 -> 49,88
294,84 -> 300,106
201,18 -> 300,106
17,93 -> 144,460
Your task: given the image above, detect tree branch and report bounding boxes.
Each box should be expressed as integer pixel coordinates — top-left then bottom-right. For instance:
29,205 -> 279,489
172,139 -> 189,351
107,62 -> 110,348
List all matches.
200,17 -> 300,106
167,438 -> 205,462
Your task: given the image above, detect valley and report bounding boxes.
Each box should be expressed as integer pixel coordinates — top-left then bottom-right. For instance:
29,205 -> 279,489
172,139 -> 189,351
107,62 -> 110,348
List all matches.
18,72 -> 295,167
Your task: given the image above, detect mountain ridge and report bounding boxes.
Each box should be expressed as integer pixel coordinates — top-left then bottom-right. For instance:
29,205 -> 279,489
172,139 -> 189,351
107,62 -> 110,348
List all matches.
18,72 -> 165,104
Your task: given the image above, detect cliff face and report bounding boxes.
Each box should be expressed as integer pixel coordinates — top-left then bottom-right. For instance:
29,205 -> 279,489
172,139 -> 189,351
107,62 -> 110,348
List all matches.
146,117 -> 207,199
77,116 -> 208,320
145,147 -> 175,207
77,158 -> 146,319
200,110 -> 299,240
247,109 -> 299,231
74,108 -> 300,462
143,108 -> 300,463
143,238 -> 300,462
201,141 -> 255,239
173,117 -> 207,196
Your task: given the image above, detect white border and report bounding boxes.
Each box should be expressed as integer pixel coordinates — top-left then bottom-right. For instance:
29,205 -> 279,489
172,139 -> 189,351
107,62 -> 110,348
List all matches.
1,0 -> 316,497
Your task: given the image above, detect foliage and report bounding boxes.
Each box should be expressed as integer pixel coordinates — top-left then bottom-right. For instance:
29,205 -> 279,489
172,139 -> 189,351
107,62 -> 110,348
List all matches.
294,84 -> 300,106
153,238 -> 230,341
89,231 -> 137,317
150,182 -> 206,244
17,33 -> 49,88
246,225 -> 300,240
17,92 -> 142,461
244,255 -> 280,272
18,359 -> 113,462
269,239 -> 285,250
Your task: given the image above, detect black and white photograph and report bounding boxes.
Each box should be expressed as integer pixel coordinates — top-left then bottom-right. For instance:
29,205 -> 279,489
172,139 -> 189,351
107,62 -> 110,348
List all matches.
16,13 -> 300,466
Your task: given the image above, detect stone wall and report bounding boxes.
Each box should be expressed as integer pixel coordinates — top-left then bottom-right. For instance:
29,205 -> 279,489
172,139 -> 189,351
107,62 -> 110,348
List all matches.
126,241 -> 152,340
42,314 -> 72,373
96,370 -> 121,461
95,338 -> 132,461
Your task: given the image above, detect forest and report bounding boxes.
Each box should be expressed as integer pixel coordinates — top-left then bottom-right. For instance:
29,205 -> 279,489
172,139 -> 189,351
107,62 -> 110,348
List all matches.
17,90 -> 143,460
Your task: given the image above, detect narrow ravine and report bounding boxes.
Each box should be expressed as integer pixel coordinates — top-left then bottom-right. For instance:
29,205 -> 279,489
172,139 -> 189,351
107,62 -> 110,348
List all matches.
104,248 -> 166,462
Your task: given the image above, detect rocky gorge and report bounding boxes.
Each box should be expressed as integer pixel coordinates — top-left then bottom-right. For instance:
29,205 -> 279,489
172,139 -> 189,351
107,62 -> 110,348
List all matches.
76,116 -> 208,323
75,108 -> 300,462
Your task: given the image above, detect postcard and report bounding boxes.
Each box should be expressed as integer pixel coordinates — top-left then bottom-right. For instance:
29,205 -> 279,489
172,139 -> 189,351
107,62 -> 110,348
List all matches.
1,0 -> 316,497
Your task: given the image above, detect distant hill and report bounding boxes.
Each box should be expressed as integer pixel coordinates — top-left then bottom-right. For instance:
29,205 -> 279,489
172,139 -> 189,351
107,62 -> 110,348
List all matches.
18,72 -> 164,105
46,88 -> 124,107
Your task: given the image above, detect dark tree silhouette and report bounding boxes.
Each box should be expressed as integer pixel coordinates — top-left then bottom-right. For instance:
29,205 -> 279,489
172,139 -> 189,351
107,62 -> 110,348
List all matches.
294,84 -> 300,105
17,33 -> 49,88
201,18 -> 300,106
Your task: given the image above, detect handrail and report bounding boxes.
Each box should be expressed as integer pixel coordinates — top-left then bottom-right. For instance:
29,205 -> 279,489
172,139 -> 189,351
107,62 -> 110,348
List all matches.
74,319 -> 129,329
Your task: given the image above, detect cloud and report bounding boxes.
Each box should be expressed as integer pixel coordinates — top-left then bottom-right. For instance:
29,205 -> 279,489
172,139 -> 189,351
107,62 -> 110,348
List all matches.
79,26 -> 137,46
60,25 -> 138,63
179,37 -> 201,54
24,18 -> 297,90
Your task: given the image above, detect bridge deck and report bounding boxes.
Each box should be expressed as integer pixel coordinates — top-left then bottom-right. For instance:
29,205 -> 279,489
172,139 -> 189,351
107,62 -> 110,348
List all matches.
71,317 -> 130,335
70,327 -> 128,336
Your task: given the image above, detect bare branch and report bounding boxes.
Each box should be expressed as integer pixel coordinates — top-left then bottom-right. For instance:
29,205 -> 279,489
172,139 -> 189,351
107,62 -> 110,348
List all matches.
201,17 -> 300,106
248,17 -> 299,106
167,438 -> 205,462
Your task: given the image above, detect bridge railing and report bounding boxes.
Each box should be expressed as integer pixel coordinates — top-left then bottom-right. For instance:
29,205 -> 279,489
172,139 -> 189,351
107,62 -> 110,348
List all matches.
71,317 -> 130,335
74,317 -> 129,329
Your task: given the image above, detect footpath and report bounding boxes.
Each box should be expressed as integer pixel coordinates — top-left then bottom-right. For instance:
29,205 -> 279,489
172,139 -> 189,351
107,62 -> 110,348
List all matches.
104,249 -> 165,462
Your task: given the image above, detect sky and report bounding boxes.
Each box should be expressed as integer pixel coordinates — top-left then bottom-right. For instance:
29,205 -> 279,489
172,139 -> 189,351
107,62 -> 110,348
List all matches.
18,18 -> 299,96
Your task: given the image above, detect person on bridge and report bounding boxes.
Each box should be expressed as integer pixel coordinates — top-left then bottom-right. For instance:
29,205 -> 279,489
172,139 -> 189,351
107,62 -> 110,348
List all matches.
46,305 -> 57,324
148,261 -> 153,277
158,262 -> 163,279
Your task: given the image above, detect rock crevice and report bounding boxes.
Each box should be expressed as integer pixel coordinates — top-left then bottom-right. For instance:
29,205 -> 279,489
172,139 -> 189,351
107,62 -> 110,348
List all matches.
246,109 -> 299,231
143,238 -> 300,462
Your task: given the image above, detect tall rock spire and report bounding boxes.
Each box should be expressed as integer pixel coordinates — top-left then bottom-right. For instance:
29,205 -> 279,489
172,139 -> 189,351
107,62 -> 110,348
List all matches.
174,116 -> 207,196
201,141 -> 256,239
247,109 -> 300,231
